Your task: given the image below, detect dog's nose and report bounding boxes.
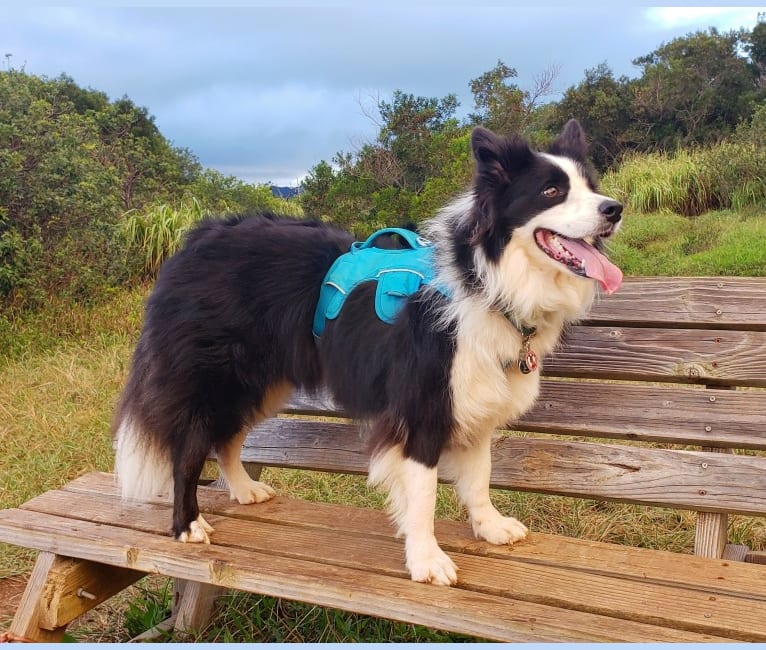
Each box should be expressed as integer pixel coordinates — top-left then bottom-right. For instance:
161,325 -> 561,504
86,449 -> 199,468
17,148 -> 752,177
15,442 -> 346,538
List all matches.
599,200 -> 623,224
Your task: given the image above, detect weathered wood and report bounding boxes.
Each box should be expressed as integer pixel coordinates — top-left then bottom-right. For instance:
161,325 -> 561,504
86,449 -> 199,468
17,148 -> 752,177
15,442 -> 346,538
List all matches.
9,552 -> 68,643
25,479 -> 766,603
214,419 -> 766,515
746,551 -> 766,565
722,544 -> 750,562
0,508 -> 733,642
695,512 -> 728,559
694,448 -> 732,559
174,581 -> 227,634
37,557 -> 145,629
285,382 -> 766,450
545,326 -> 766,387
585,277 -> 766,330
489,437 -> 766,516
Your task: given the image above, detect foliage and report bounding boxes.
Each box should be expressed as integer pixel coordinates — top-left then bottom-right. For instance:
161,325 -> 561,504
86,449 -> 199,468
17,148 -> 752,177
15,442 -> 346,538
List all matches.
123,582 -> 173,639
3,19 -> 766,316
122,198 -> 209,277
550,63 -> 634,171
630,28 -> 758,150
602,114 -> 766,216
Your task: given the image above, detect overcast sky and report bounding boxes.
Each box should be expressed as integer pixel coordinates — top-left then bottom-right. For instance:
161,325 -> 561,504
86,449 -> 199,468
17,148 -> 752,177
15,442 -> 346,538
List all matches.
2,4 -> 762,186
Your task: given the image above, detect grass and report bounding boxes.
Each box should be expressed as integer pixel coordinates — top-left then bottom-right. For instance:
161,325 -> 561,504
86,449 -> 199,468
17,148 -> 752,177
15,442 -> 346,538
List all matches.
1,207 -> 766,641
606,208 -> 766,277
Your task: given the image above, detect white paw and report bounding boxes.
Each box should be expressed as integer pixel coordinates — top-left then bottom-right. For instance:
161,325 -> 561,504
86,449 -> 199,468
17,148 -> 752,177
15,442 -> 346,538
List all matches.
230,478 -> 276,505
406,540 -> 458,586
197,514 -> 215,534
177,518 -> 212,544
473,514 -> 528,545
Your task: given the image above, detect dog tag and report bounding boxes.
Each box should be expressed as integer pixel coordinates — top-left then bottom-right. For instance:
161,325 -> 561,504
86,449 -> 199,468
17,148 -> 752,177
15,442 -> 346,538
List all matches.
518,348 -> 538,374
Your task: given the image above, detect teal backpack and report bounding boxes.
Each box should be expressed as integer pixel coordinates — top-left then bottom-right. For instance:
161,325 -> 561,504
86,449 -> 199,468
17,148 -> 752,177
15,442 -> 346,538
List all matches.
312,228 -> 451,337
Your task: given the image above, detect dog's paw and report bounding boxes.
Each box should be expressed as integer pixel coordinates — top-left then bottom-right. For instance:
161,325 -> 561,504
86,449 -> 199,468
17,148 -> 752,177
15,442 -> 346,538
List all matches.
473,514 -> 528,546
230,478 -> 276,505
177,516 -> 213,544
406,540 -> 458,586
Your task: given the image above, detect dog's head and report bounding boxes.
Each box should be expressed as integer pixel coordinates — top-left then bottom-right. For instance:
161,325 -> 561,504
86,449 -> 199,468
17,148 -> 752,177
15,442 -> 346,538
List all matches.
467,120 -> 623,296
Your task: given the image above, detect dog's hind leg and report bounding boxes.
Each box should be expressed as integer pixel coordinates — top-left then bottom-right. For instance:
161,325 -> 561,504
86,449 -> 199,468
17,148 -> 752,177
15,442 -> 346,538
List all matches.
215,426 -> 276,505
214,382 -> 293,505
441,433 -> 528,545
369,445 -> 458,586
172,432 -> 214,543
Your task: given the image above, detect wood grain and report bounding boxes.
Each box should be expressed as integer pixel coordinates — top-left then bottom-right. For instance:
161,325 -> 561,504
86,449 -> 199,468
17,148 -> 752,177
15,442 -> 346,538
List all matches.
8,552 -> 68,643
223,418 -> 766,514
11,495 -> 766,641
35,473 -> 766,602
586,277 -> 766,330
0,508 -> 731,642
37,558 -> 144,629
489,437 -> 766,516
284,382 -> 766,449
546,326 -> 766,386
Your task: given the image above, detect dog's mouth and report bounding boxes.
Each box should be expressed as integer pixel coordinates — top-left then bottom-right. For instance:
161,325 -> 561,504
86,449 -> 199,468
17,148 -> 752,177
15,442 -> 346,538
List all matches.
534,228 -> 623,294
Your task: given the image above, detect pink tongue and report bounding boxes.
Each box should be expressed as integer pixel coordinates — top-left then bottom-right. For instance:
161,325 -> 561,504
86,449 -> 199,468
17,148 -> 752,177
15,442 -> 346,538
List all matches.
560,236 -> 623,294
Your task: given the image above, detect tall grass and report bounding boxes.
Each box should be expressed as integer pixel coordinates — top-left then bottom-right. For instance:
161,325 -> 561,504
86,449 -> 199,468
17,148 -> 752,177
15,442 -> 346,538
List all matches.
122,197 -> 208,277
602,141 -> 766,216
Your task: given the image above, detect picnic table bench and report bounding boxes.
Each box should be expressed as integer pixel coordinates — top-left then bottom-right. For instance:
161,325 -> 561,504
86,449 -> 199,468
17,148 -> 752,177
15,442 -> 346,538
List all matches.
1,276 -> 765,642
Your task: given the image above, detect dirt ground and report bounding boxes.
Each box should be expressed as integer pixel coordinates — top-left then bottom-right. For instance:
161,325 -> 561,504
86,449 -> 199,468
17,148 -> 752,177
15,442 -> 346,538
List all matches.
0,574 -> 27,628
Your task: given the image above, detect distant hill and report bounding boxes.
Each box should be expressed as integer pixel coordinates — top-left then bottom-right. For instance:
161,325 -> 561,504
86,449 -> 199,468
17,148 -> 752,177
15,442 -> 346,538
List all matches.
270,185 -> 302,199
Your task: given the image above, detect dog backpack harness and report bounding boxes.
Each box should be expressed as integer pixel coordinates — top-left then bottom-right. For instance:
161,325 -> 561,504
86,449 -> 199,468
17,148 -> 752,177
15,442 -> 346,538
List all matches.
312,228 -> 450,337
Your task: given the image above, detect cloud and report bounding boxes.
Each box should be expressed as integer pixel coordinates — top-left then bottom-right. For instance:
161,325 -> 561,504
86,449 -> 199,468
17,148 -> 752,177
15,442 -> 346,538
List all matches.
4,5 -> 763,186
645,7 -> 761,31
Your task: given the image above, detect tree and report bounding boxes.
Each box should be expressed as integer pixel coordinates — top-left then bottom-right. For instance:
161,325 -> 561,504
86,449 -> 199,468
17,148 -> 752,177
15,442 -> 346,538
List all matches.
745,12 -> 766,87
630,28 -> 757,149
468,60 -> 559,138
550,63 -> 633,171
376,90 -> 459,193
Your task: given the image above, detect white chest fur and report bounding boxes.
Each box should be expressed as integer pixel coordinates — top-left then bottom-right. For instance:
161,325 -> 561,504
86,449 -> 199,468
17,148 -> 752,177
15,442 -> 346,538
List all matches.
448,309 -> 543,447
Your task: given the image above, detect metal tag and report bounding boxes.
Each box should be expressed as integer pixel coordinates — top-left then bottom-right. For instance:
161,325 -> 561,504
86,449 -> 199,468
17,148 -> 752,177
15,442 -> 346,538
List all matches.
518,348 -> 538,374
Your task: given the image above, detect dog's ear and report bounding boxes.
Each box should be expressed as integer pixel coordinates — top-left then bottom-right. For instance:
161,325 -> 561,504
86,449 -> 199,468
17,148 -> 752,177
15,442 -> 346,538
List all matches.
548,119 -> 588,161
470,127 -> 533,243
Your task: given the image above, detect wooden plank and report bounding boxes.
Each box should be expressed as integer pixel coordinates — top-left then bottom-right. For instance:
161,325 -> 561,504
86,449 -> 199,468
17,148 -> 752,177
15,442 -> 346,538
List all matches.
722,544 -> 750,562
207,419 -> 766,515
284,383 -> 766,450
586,277 -> 766,330
489,437 -> 766,516
0,509 -> 729,642
37,558 -> 145,629
746,551 -> 766,565
546,326 -> 766,387
42,473 -> 766,602
173,581 -> 227,633
7,500 -> 764,642
9,552 -> 68,643
694,448 -> 732,559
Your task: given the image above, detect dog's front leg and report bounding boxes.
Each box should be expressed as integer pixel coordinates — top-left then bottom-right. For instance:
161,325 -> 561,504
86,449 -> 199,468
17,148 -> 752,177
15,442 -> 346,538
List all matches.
399,458 -> 458,585
444,434 -> 528,545
370,447 -> 457,585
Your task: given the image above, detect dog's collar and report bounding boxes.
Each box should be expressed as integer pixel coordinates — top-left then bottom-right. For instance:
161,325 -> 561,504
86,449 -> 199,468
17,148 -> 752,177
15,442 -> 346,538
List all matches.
495,304 -> 539,375
493,303 -> 537,339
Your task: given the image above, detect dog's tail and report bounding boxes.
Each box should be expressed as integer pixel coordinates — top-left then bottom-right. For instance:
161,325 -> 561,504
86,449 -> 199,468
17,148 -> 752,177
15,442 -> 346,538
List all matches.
114,411 -> 173,502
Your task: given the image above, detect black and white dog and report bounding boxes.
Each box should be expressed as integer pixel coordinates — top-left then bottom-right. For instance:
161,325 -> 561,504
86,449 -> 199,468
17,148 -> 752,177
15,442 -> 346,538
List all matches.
114,120 -> 622,585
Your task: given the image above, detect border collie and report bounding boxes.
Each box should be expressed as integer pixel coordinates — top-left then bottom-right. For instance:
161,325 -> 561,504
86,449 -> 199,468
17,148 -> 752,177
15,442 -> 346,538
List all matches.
114,120 -> 623,585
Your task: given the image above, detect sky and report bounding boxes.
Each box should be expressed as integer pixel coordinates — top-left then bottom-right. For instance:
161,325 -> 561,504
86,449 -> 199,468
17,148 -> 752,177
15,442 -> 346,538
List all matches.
1,4 -> 763,186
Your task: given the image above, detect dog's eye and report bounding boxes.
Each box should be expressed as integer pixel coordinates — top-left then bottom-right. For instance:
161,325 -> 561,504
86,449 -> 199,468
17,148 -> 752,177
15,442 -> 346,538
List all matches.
542,186 -> 560,198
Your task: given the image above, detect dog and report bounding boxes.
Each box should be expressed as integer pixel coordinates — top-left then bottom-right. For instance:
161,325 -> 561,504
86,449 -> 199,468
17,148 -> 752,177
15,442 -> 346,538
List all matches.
114,119 -> 623,586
